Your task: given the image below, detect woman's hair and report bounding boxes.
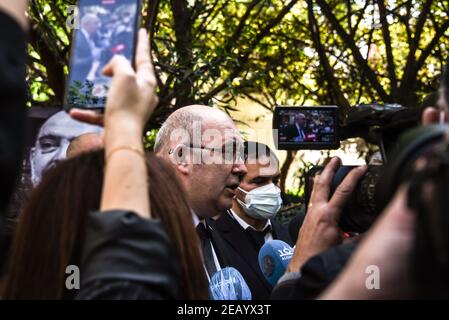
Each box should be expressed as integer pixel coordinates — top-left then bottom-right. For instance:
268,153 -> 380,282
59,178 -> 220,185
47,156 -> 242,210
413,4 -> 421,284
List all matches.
2,149 -> 208,299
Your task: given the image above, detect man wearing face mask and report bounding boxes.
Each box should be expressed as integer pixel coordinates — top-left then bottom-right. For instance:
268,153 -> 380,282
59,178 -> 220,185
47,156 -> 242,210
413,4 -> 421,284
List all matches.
211,141 -> 293,299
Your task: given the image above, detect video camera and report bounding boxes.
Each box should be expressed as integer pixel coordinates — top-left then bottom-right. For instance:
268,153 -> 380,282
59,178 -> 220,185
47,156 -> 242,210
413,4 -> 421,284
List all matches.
273,104 -> 421,233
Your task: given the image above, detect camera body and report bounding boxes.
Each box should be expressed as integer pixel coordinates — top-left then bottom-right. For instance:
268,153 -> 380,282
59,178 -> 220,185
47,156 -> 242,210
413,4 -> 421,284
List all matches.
273,104 -> 421,232
304,165 -> 382,233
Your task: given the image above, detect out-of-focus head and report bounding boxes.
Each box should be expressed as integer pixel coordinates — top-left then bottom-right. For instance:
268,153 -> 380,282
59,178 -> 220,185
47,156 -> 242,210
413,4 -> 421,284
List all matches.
81,13 -> 100,34
66,133 -> 103,159
3,150 -> 207,299
154,105 -> 247,218
234,142 -> 281,220
236,141 -> 280,195
30,111 -> 103,186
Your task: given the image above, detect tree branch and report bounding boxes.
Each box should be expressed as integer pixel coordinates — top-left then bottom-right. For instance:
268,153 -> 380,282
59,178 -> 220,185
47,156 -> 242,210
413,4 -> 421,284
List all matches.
377,0 -> 397,98
398,0 -> 434,106
416,18 -> 449,72
145,0 -> 160,42
314,0 -> 390,102
200,0 -> 300,103
170,0 -> 195,106
307,0 -> 350,112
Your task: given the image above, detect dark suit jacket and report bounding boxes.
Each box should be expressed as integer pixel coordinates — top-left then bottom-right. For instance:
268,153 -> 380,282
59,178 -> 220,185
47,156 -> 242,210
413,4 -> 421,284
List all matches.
75,210 -> 178,299
210,211 -> 294,300
283,124 -> 308,141
0,11 -> 27,274
271,242 -> 357,300
72,30 -> 94,83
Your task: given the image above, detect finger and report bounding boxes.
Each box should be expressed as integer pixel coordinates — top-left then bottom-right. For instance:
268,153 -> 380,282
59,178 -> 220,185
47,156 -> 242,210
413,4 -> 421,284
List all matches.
102,55 -> 134,78
329,165 -> 367,212
421,107 -> 440,126
312,157 -> 341,203
69,109 -> 104,126
135,29 -> 156,87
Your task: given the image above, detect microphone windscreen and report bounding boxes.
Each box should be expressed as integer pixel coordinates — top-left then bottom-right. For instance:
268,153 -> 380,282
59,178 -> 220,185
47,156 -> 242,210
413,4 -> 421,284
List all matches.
209,267 -> 252,300
258,239 -> 294,286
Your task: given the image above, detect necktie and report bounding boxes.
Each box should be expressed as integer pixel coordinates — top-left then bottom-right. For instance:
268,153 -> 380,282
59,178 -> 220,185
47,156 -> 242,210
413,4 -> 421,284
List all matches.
246,227 -> 271,250
196,223 -> 218,277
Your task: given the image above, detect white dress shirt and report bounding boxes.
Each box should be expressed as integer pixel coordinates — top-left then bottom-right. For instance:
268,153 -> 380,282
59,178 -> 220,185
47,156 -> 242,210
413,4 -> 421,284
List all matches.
295,123 -> 305,141
229,209 -> 273,243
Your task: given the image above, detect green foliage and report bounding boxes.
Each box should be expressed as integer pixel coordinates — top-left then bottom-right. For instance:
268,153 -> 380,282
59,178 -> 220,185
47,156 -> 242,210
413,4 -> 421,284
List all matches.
144,129 -> 159,150
27,1 -> 449,192
28,0 -> 449,118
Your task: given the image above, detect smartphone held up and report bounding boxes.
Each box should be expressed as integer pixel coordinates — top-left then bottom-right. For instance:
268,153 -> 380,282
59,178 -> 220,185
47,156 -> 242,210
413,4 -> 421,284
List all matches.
64,0 -> 142,111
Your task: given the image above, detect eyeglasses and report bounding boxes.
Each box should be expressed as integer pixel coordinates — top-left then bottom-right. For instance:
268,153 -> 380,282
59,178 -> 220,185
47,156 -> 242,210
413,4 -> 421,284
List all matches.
169,141 -> 244,164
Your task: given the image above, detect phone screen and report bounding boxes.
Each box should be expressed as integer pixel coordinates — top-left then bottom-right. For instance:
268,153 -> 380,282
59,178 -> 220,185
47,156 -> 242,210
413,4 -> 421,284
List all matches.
64,0 -> 141,111
273,106 -> 340,150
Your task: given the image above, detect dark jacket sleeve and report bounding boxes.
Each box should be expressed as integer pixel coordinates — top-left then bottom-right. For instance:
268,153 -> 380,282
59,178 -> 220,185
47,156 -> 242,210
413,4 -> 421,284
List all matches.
271,242 -> 357,300
0,10 -> 27,274
0,11 -> 27,211
75,210 -> 179,300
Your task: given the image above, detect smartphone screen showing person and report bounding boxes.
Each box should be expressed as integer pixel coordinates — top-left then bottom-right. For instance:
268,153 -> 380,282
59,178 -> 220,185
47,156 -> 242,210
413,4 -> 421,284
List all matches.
64,0 -> 142,111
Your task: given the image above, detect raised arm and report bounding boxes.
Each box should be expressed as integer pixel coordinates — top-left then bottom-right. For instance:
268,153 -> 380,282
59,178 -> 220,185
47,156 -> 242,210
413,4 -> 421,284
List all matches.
71,29 -> 158,218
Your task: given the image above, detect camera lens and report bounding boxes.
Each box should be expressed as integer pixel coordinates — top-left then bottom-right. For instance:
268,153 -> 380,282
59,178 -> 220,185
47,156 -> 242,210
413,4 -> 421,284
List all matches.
336,166 -> 383,233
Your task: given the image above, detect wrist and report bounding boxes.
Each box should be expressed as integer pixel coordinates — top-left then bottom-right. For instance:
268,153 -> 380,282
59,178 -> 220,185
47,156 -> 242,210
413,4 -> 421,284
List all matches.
106,145 -> 146,162
287,253 -> 309,273
105,112 -> 145,132
104,122 -> 144,148
104,111 -> 143,133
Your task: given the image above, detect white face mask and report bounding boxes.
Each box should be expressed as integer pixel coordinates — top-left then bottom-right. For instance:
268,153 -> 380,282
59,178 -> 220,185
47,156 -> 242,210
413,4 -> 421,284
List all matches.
237,183 -> 283,220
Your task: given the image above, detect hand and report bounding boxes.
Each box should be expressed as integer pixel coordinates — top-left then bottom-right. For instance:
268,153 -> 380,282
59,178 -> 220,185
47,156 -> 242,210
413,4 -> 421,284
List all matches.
0,0 -> 28,31
421,106 -> 448,126
70,29 -> 158,133
287,157 -> 367,272
320,187 -> 416,299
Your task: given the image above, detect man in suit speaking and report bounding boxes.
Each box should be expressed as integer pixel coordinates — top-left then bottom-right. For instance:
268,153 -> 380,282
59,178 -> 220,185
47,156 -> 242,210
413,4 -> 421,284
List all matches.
210,141 -> 294,299
154,105 -> 247,282
284,113 -> 308,142
72,13 -> 101,84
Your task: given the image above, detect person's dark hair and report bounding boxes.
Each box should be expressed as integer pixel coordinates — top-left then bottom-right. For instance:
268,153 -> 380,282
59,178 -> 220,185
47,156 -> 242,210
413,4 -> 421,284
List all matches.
403,135 -> 449,299
243,141 -> 278,162
376,124 -> 449,298
1,150 -> 208,299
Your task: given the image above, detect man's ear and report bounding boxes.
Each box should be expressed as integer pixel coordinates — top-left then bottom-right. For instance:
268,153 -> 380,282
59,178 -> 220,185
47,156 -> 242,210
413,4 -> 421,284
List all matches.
170,144 -> 189,175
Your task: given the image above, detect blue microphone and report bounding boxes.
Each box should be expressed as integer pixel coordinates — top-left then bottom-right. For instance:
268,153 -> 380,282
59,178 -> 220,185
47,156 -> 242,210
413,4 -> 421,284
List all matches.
258,240 -> 294,286
209,267 -> 252,300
